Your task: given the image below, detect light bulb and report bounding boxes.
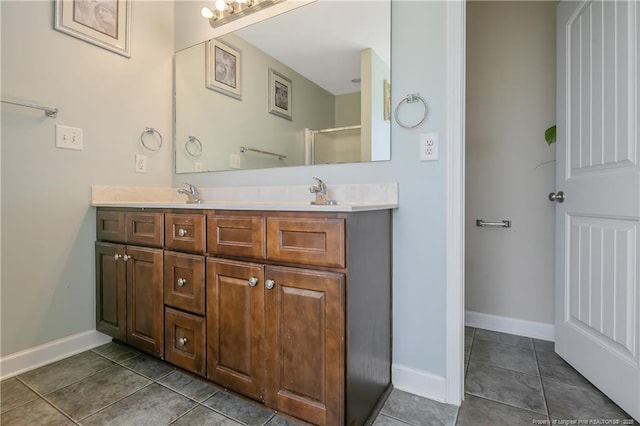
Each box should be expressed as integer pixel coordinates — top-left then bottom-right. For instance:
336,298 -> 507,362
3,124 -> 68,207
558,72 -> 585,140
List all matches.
236,0 -> 247,3
215,0 -> 227,11
200,7 -> 214,18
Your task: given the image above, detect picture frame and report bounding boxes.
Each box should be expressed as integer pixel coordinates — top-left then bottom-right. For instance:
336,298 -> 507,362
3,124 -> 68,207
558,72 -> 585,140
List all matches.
54,0 -> 131,58
268,68 -> 292,121
205,40 -> 242,100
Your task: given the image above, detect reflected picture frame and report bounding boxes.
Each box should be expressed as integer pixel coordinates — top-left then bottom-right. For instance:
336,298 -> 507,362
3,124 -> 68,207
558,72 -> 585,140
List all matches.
268,68 -> 292,120
206,40 -> 242,100
54,0 -> 131,58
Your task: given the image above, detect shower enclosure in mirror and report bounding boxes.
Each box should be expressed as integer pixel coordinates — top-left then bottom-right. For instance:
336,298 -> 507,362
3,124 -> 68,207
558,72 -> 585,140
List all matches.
174,0 -> 391,173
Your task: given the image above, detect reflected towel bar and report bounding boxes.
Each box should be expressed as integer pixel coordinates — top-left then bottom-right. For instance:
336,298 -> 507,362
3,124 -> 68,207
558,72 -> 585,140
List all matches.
1,97 -> 58,118
476,219 -> 511,228
240,146 -> 286,160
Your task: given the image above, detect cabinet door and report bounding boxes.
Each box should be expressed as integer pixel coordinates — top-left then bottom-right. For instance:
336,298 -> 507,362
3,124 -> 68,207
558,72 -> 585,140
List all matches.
207,258 -> 265,401
126,246 -> 164,358
95,242 -> 126,341
96,210 -> 126,243
264,266 -> 345,426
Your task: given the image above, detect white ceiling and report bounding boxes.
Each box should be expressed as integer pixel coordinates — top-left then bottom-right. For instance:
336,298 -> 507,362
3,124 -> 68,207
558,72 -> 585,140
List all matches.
234,0 -> 391,95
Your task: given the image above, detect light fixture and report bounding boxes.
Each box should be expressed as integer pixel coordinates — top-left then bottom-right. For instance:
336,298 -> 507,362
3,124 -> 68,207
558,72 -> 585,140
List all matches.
203,0 -> 284,28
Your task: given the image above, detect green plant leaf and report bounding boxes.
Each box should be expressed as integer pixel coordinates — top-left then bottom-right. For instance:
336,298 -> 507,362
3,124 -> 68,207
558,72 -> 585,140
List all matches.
545,125 -> 556,145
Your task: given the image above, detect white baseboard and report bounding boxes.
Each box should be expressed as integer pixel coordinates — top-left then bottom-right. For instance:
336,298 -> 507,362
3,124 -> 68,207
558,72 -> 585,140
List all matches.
465,310 -> 555,342
0,330 -> 112,380
392,363 -> 447,403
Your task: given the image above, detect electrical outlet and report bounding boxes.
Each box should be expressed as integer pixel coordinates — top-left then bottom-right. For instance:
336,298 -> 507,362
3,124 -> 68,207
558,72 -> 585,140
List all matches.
420,132 -> 439,161
135,154 -> 147,173
229,154 -> 241,169
56,125 -> 83,150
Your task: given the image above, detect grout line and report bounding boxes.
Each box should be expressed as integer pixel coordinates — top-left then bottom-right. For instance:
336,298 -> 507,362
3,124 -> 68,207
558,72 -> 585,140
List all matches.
154,378 -> 220,404
167,403 -> 201,425
74,381 -> 155,422
377,413 -> 418,426
467,359 -> 542,380
532,341 -> 551,421
463,392 -> 550,419
13,377 -> 79,424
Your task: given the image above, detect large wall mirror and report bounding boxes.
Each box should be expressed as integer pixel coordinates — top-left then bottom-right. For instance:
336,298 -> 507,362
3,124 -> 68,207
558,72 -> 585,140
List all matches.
174,0 -> 391,173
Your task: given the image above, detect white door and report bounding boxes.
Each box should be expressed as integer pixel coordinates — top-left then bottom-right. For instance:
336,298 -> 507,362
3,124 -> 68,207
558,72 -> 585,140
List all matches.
555,0 -> 639,420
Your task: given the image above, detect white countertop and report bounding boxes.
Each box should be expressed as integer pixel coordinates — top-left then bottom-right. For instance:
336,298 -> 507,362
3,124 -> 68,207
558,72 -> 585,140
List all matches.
91,183 -> 399,212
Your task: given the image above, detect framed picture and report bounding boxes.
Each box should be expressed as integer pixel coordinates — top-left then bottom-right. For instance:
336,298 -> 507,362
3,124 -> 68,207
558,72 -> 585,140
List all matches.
206,40 -> 242,100
268,68 -> 292,120
55,0 -> 131,58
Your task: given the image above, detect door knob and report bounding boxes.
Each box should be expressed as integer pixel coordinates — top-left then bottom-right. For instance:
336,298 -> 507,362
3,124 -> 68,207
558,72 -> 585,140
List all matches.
265,279 -> 275,290
248,277 -> 258,287
548,191 -> 565,203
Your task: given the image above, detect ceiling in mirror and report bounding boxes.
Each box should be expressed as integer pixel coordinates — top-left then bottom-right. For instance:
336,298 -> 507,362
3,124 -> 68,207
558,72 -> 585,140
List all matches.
175,0 -> 391,174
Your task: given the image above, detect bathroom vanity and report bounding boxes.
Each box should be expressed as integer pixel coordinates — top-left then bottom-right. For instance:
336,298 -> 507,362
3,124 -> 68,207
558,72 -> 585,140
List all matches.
93,187 -> 395,426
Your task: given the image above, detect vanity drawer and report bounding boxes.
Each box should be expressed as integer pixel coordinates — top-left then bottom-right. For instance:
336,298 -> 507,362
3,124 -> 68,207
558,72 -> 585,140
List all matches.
164,307 -> 206,376
266,217 -> 345,268
207,214 -> 266,259
97,210 -> 163,247
165,213 -> 206,253
126,212 -> 164,247
164,252 -> 205,315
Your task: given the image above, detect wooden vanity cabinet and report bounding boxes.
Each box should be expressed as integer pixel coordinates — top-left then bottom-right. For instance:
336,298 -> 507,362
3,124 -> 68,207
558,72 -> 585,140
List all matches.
96,207 -> 392,426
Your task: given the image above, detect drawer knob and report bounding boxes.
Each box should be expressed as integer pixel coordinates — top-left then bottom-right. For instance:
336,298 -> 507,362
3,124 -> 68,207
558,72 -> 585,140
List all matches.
177,278 -> 186,287
178,337 -> 187,346
265,279 -> 275,290
178,228 -> 188,237
248,277 -> 258,287
123,254 -> 132,261
114,254 -> 122,261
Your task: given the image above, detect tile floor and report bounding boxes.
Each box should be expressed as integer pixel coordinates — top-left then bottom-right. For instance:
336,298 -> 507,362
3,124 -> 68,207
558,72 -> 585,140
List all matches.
1,328 -> 636,425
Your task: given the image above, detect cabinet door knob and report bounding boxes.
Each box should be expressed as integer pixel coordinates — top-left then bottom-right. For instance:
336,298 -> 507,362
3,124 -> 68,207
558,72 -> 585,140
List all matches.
265,279 -> 275,290
248,277 -> 258,287
123,254 -> 132,261
178,337 -> 187,346
178,228 -> 188,237
177,278 -> 186,287
114,254 -> 122,261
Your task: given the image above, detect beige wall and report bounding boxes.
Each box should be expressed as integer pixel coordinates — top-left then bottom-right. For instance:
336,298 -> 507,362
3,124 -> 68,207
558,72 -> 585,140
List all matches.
1,1 -> 174,356
465,1 -> 557,324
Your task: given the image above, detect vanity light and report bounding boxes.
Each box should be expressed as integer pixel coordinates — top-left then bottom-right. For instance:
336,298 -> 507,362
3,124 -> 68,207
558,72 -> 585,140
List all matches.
201,7 -> 214,18
203,0 -> 284,28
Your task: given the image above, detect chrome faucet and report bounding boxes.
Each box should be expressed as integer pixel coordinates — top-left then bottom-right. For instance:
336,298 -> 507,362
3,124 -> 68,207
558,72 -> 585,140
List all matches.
178,183 -> 201,204
309,177 -> 336,205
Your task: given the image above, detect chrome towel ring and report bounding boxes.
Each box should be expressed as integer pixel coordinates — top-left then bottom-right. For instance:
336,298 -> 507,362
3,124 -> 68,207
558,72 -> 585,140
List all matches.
394,93 -> 428,129
185,135 -> 203,157
140,127 -> 163,151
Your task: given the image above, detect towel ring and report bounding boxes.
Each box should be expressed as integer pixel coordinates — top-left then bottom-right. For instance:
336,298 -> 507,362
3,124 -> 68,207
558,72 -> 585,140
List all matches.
185,135 -> 203,158
140,127 -> 163,151
394,93 -> 428,129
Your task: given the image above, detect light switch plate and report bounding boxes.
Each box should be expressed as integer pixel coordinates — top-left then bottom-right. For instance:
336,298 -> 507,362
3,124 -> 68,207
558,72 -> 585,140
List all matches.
56,125 -> 83,150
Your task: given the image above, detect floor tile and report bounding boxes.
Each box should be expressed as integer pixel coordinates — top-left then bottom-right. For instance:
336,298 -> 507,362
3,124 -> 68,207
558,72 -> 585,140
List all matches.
171,405 -> 243,425
203,391 -> 274,426
91,341 -> 139,363
535,350 -> 592,389
474,329 -> 533,349
121,354 -> 175,380
158,370 -> 218,402
470,338 -> 538,376
456,393 -> 548,426
18,351 -> 114,395
533,339 -> 554,353
465,361 -> 546,415
81,383 -> 195,425
46,364 -> 151,421
373,413 -> 413,426
542,377 -> 633,422
380,389 -> 458,426
1,377 -> 39,413
0,397 -> 73,426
